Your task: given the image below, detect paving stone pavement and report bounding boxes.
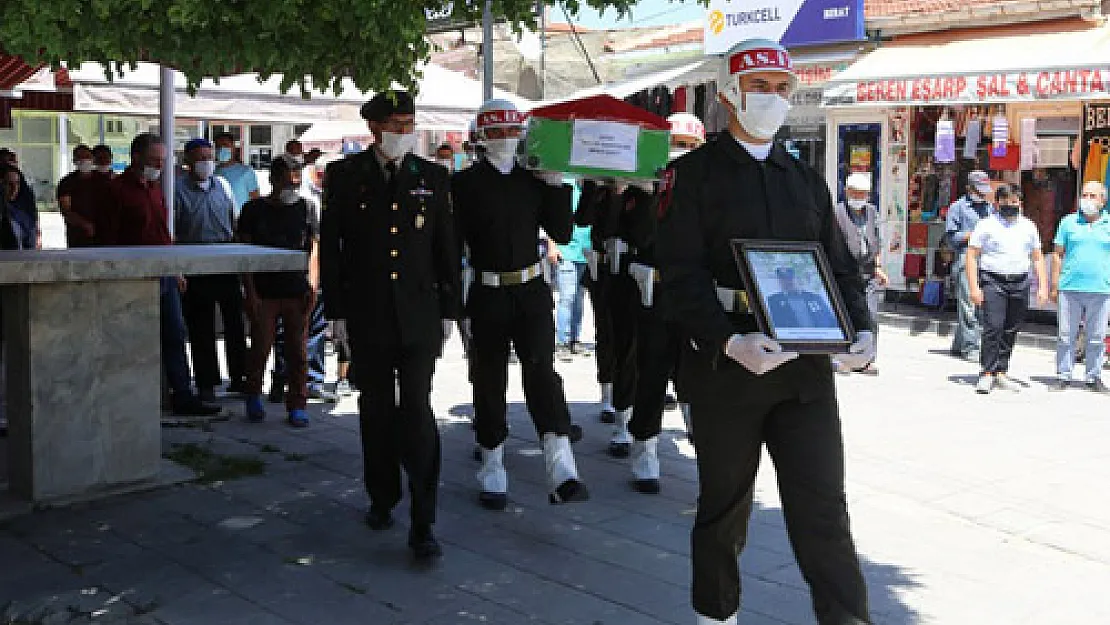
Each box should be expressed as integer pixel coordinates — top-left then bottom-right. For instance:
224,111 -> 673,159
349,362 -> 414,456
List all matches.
3,324 -> 1110,624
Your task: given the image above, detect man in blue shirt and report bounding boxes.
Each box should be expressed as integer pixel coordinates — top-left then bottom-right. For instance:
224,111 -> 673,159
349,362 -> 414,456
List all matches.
945,170 -> 994,361
1050,180 -> 1110,393
176,138 -> 249,399
214,132 -> 260,218
550,180 -> 591,361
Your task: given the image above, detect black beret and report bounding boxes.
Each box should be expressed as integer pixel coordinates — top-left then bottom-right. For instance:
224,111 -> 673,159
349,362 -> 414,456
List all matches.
360,90 -> 416,121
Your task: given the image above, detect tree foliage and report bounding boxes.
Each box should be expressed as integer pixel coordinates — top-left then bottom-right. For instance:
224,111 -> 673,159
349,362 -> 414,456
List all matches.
0,0 -> 686,96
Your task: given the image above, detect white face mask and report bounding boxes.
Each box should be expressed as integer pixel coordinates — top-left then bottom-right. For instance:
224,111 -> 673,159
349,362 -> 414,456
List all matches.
143,166 -> 162,182
378,132 -> 416,161
847,198 -> 867,211
76,160 -> 95,173
279,189 -> 301,205
484,137 -> 520,174
193,160 -> 216,180
726,89 -> 791,141
1079,198 -> 1104,217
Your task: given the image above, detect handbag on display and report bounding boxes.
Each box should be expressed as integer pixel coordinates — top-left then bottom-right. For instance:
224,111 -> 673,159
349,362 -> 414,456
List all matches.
903,253 -> 926,279
920,279 -> 944,308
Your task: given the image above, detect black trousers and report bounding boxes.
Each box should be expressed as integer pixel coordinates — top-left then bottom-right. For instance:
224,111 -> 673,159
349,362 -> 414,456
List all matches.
181,274 -> 247,388
469,279 -> 573,450
348,323 -> 441,527
629,303 -> 680,441
588,272 -> 638,410
980,271 -> 1029,375
689,376 -> 869,623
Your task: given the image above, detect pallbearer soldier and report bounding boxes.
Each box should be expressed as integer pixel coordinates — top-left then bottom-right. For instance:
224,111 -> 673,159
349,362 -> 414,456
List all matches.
654,39 -> 875,625
451,99 -> 589,510
620,112 -> 707,494
320,90 -> 460,562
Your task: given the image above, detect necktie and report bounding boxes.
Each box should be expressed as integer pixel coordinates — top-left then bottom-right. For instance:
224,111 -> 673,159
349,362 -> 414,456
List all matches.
385,161 -> 397,198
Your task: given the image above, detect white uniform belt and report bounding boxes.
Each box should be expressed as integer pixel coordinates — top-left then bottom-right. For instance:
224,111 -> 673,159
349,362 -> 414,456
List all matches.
479,261 -> 543,287
715,284 -> 751,313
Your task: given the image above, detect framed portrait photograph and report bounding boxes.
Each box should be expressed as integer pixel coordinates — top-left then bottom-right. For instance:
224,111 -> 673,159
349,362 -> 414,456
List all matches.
730,240 -> 855,354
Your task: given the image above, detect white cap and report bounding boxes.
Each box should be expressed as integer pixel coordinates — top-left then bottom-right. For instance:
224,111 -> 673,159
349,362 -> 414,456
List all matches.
846,172 -> 871,192
667,113 -> 705,143
717,38 -> 799,101
475,99 -> 526,139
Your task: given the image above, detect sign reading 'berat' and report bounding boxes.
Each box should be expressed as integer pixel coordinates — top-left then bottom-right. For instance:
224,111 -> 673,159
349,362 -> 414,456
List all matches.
705,0 -> 865,55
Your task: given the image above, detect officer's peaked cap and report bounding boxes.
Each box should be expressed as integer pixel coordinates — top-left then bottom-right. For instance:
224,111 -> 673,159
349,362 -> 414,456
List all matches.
361,90 -> 416,122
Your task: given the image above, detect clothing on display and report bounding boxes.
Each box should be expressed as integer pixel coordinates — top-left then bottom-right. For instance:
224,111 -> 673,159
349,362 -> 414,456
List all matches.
1019,119 -> 1038,171
935,119 -> 956,163
992,113 -> 1010,158
963,119 -> 981,160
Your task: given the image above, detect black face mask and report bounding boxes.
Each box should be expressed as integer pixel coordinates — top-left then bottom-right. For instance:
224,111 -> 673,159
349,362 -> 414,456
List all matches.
999,204 -> 1020,218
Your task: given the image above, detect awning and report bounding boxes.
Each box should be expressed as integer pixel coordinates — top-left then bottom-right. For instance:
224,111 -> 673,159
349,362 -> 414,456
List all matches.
823,25 -> 1110,106
66,62 -> 531,125
0,54 -> 40,92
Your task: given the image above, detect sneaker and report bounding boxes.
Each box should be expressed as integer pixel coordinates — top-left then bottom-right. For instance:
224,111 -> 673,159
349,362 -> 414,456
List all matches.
336,379 -> 353,397
245,395 -> 266,422
1086,379 -> 1110,394
1049,379 -> 1070,392
287,409 -> 310,428
975,375 -> 994,394
308,385 -> 339,403
555,344 -> 574,363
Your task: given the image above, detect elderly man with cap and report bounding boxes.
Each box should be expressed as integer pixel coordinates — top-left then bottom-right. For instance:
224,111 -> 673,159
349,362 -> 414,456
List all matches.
654,39 -> 874,625
833,171 -> 887,374
451,98 -> 589,511
175,137 -> 249,398
320,90 -> 460,561
945,170 -> 995,362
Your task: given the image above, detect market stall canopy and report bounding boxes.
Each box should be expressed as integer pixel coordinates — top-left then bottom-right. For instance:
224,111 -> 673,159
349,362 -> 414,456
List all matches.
0,53 -> 40,92
65,62 -> 531,126
823,24 -> 1110,107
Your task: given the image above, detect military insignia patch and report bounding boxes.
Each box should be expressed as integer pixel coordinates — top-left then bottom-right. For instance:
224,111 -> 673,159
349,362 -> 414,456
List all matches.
657,168 -> 676,218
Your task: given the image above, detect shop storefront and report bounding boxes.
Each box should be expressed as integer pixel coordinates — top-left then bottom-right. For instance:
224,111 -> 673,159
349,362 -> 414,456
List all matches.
822,25 -> 1110,308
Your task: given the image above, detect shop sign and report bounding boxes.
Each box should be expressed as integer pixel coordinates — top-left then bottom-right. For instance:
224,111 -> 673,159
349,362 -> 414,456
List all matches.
825,68 -> 1110,105
794,63 -> 848,87
1081,101 -> 1110,186
705,0 -> 865,55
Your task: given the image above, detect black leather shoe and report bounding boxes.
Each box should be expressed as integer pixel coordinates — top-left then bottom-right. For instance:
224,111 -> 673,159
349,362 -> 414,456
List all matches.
171,398 -> 222,417
607,441 -> 631,458
478,491 -> 508,511
599,409 -> 616,424
632,478 -> 661,495
408,526 -> 443,561
549,479 -> 589,504
364,508 -> 394,531
568,424 -> 583,444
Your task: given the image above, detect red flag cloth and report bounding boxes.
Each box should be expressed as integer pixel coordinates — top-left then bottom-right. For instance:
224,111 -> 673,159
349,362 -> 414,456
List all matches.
529,95 -> 670,131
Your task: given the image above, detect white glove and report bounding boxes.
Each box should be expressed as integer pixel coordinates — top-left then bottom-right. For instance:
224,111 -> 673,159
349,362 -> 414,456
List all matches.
723,333 -> 799,375
442,319 -> 454,344
536,171 -> 565,186
836,331 -> 875,371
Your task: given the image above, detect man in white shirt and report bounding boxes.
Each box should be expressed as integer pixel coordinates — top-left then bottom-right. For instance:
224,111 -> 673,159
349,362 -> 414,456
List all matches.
966,183 -> 1048,394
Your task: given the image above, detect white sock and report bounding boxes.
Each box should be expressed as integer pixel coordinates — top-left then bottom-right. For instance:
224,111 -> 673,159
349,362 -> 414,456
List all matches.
610,407 -> 634,444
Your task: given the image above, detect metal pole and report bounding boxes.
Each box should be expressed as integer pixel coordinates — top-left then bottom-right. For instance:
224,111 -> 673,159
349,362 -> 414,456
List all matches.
159,66 -> 175,237
538,0 -> 546,100
57,113 -> 69,181
482,0 -> 494,101
97,114 -> 105,146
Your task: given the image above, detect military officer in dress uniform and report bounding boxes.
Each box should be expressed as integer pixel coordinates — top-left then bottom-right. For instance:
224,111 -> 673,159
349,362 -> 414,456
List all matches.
654,39 -> 875,625
620,112 -> 707,494
452,99 -> 589,511
320,90 -> 460,562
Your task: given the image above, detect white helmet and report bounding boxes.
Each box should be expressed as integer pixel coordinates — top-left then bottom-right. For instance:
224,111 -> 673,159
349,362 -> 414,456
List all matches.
667,113 -> 705,145
717,38 -> 798,141
475,98 -> 526,142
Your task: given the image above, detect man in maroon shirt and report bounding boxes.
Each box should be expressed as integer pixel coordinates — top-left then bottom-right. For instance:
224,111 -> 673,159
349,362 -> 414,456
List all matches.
57,144 -> 113,247
106,133 -> 219,417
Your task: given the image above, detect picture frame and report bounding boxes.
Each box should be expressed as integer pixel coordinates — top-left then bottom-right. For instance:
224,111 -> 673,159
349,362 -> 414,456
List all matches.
730,239 -> 855,354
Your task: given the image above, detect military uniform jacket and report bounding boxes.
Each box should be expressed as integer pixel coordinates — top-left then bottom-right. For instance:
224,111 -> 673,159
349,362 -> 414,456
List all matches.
655,134 -> 871,401
575,181 -> 654,267
321,150 -> 461,347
